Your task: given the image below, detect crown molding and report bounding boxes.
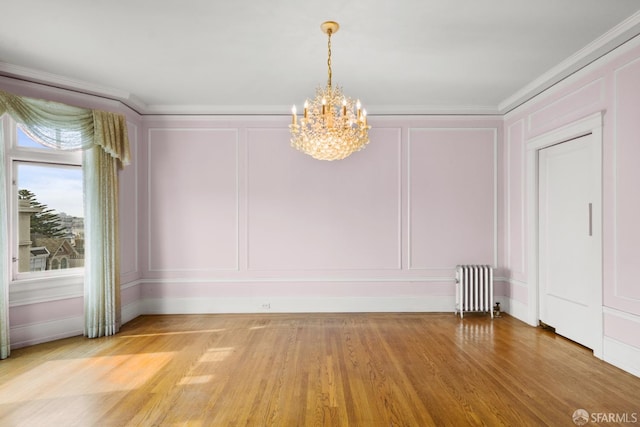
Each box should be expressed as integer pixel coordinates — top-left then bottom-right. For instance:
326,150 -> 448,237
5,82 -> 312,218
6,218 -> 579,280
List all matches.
143,103 -> 297,116
141,103 -> 501,116
498,10 -> 640,114
0,61 -> 148,113
358,104 -> 501,116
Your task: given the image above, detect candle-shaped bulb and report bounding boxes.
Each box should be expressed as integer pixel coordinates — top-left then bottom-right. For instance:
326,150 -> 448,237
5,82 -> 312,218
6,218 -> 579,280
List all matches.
321,98 -> 327,115
342,98 -> 347,116
303,100 -> 309,119
356,99 -> 362,120
362,109 -> 368,127
291,105 -> 297,125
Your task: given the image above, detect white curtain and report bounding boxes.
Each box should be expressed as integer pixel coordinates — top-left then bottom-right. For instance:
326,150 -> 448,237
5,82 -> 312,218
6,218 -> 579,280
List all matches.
0,90 -> 130,356
83,111 -> 128,338
0,89 -> 94,150
0,116 -> 9,359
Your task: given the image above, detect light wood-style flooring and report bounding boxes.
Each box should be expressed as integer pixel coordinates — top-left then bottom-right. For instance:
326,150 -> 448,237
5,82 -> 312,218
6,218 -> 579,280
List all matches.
0,313 -> 638,426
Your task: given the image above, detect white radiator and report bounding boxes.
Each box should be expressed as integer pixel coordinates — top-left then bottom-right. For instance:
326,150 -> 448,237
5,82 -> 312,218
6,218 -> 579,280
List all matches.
455,265 -> 494,318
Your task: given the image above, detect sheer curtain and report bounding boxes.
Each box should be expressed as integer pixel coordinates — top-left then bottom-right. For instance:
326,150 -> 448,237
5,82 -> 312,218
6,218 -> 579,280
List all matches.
0,90 -> 131,357
0,116 -> 9,359
83,111 -> 129,337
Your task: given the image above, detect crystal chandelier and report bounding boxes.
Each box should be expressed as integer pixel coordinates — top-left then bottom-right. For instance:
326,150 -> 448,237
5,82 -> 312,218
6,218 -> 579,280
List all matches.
289,21 -> 370,161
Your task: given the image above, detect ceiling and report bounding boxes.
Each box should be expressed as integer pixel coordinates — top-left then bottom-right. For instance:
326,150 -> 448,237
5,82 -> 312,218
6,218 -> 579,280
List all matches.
1,1 -> 640,115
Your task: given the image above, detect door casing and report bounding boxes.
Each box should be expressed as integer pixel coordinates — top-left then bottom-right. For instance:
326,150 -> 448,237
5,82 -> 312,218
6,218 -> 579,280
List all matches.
525,112 -> 603,359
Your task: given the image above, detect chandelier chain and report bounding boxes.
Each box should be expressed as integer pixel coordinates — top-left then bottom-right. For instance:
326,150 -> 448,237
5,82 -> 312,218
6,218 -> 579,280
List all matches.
327,30 -> 332,88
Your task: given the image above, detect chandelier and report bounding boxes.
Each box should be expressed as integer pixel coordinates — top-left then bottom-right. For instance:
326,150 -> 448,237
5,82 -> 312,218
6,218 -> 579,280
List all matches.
289,21 -> 370,161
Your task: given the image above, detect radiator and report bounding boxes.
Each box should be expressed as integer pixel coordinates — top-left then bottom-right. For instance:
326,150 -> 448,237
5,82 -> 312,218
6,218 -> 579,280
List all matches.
455,265 -> 494,318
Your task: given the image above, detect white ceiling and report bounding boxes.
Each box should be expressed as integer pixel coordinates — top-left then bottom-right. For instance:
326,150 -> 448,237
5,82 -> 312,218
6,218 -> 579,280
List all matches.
1,0 -> 640,115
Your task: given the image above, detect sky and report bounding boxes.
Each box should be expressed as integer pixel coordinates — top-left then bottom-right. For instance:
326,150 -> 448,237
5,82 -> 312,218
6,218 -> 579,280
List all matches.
17,129 -> 84,218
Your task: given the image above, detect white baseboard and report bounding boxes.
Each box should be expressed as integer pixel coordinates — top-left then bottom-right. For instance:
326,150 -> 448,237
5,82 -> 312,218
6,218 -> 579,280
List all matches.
10,316 -> 83,349
122,300 -> 143,324
603,337 -> 640,378
504,298 -> 533,325
10,302 -> 142,351
142,296 -> 457,315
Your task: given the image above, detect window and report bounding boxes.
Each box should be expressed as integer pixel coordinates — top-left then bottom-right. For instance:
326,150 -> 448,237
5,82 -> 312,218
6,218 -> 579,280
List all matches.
15,162 -> 84,274
3,118 -> 84,282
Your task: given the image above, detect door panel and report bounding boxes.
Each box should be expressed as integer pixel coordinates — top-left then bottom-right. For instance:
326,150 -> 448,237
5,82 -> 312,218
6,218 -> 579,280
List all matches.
538,133 -> 600,350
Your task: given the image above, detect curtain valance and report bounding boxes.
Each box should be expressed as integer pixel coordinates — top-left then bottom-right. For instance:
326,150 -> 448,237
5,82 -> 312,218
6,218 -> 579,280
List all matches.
0,89 -> 130,165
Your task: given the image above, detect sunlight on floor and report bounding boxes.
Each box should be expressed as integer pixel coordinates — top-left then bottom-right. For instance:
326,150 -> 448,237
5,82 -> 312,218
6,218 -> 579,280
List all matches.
177,347 -> 236,386
0,352 -> 175,404
117,328 -> 227,338
177,375 -> 215,386
198,347 -> 234,363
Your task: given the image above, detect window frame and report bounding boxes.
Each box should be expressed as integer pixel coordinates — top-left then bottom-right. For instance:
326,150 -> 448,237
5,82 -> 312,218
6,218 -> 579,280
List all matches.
2,115 -> 85,304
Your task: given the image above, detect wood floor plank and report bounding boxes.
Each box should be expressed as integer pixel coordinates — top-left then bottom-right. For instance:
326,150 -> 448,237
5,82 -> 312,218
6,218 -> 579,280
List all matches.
0,313 -> 639,426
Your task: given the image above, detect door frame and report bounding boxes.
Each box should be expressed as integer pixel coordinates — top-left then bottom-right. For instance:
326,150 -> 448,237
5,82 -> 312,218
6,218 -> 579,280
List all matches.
525,112 -> 603,359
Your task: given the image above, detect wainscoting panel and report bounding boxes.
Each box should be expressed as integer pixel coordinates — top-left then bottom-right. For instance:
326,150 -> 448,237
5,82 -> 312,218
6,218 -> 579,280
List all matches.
408,127 -> 496,270
9,297 -> 84,349
613,57 -> 640,308
147,128 -> 239,272
603,308 -> 640,377
140,280 -> 454,314
119,121 -> 139,281
246,127 -> 402,271
506,120 -> 526,281
9,316 -> 83,349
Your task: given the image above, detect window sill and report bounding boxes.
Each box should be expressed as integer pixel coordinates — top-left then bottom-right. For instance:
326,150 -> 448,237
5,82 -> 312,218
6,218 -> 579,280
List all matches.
10,273 -> 84,306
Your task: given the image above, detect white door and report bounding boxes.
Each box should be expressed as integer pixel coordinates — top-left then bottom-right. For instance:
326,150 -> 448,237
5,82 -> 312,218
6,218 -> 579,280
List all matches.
538,133 -> 601,350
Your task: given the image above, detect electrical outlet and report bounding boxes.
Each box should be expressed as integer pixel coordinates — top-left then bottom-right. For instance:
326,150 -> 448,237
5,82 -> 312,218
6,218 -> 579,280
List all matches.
261,303 -> 271,310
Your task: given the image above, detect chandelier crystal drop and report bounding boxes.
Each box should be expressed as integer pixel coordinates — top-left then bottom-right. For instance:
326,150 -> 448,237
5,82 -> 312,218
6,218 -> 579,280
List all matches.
289,21 -> 370,161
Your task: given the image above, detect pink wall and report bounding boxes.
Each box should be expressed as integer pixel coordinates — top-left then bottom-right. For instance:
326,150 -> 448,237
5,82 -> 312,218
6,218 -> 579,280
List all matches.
119,123 -> 140,286
147,128 -> 239,272
139,116 -> 502,312
408,128 -> 496,269
503,37 -> 640,367
247,127 -> 401,271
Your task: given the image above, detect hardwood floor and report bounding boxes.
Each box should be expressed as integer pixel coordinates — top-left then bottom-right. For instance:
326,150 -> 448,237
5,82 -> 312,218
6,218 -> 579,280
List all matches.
0,313 -> 638,426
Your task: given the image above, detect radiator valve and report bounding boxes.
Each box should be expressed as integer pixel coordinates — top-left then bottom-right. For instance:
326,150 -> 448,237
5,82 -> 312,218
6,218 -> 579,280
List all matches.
493,302 -> 501,317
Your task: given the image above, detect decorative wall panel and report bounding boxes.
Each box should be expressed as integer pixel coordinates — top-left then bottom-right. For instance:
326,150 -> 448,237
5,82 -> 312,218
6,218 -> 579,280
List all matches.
246,127 -> 402,271
147,128 -> 239,271
408,128 -> 496,269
